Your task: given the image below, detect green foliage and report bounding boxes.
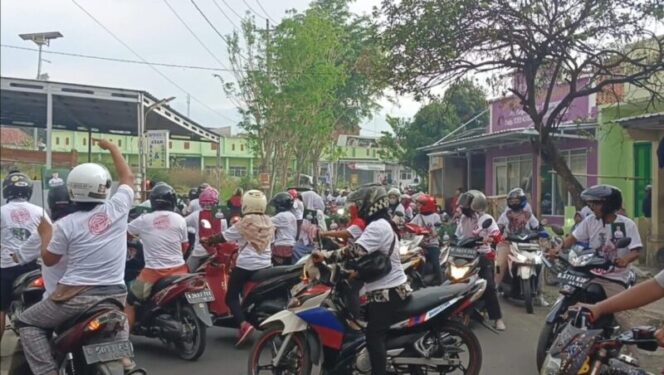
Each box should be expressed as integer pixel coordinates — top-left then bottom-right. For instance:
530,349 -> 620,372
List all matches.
378,79 -> 488,177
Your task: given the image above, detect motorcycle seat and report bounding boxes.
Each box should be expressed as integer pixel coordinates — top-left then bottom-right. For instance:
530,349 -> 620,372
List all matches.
250,264 -> 303,282
392,283 -> 473,323
151,274 -> 199,295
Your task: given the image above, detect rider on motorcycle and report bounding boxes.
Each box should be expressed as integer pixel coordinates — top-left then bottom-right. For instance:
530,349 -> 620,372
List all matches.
184,182 -> 209,215
312,184 -> 409,375
395,194 -> 413,222
16,139 -> 134,375
495,188 -> 547,305
185,187 -> 227,272
387,188 -> 401,218
125,183 -> 190,327
455,190 -> 506,331
411,194 -> 443,285
555,185 -> 642,349
269,192 -> 297,265
1,172 -> 45,342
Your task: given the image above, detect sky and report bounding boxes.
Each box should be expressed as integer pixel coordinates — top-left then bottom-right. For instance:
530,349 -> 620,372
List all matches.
0,0 -> 420,137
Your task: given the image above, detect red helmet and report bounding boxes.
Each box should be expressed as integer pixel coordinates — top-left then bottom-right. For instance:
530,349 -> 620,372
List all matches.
287,189 -> 298,199
416,194 -> 437,214
199,187 -> 219,207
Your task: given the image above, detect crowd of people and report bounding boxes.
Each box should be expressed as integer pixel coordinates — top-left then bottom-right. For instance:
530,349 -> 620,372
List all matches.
1,141 -> 662,375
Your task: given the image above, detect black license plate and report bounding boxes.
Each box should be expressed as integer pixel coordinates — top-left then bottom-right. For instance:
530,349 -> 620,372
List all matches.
82,341 -> 133,364
558,271 -> 590,288
185,289 -> 215,303
450,247 -> 477,259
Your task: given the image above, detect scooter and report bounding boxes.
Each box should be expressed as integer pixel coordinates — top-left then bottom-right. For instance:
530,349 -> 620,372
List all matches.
248,262 -> 487,375
7,267 -> 44,332
9,299 -> 146,375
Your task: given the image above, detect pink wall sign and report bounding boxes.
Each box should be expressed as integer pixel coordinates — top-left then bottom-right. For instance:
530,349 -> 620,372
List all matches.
490,79 -> 596,133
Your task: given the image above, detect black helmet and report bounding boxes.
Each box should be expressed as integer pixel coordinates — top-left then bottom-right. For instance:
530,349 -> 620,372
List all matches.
347,184 -> 388,221
188,188 -> 199,201
507,188 -> 527,211
150,183 -> 177,211
270,192 -> 294,213
581,185 -> 622,216
197,183 -> 210,195
48,184 -> 74,221
3,172 -> 33,202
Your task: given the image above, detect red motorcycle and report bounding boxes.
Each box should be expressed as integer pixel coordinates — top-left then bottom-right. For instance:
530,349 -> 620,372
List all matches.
10,299 -> 145,375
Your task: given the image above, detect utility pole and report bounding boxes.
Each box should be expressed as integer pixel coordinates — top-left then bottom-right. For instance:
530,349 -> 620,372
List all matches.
19,32 -> 62,80
186,94 -> 191,117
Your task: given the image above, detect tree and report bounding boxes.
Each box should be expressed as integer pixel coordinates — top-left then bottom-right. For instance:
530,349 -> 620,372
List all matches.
378,79 -> 489,179
378,0 -> 664,207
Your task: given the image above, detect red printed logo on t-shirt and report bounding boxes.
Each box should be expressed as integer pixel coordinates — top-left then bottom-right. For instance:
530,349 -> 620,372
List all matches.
88,213 -> 111,235
10,207 -> 31,224
153,214 -> 170,230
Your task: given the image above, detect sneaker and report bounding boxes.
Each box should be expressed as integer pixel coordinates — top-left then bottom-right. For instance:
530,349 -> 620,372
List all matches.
537,295 -> 550,307
495,319 -> 506,331
236,322 -> 255,347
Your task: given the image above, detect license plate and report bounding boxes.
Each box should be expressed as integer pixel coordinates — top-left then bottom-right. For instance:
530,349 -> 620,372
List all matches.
557,271 -> 590,288
449,247 -> 477,259
290,281 -> 307,297
82,341 -> 133,364
185,289 -> 215,303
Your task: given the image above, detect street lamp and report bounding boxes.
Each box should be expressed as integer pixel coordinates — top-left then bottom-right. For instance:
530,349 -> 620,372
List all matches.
138,96 -> 175,201
19,31 -> 62,80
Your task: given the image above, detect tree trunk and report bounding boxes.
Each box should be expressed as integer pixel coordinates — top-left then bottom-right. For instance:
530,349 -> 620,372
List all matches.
533,134 -> 585,209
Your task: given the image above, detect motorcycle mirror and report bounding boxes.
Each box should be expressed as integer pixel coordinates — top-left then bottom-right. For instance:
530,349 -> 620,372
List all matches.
481,218 -> 493,229
550,225 -> 564,236
200,219 -> 212,229
615,237 -> 631,248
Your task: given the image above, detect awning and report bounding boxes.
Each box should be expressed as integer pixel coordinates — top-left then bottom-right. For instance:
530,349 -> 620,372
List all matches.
0,76 -> 219,142
347,162 -> 386,171
614,112 -> 664,130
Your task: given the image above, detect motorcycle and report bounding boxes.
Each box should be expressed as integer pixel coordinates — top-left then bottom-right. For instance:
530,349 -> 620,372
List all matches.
247,261 -> 487,375
540,308 -> 659,375
7,267 -> 44,332
9,298 -> 145,375
499,230 -> 549,314
535,236 -> 633,371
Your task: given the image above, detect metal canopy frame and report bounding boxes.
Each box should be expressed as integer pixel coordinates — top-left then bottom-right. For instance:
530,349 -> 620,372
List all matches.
614,112 -> 664,130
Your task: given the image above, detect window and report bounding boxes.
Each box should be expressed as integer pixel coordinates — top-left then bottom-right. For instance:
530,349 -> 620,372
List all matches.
55,137 -> 60,145
83,138 -> 87,146
169,141 -> 173,149
540,149 -> 588,216
493,154 -> 533,196
366,149 -> 370,156
65,137 -> 69,146
118,139 -> 122,147
240,144 -> 244,152
232,144 -> 236,151
229,166 -> 247,177
184,142 -> 190,150
211,143 -> 218,151
400,169 -> 413,181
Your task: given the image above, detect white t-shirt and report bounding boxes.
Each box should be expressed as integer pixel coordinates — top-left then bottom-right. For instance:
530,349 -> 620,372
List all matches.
580,206 -> 593,218
356,219 -> 406,293
411,213 -> 441,247
223,224 -> 271,270
271,211 -> 297,247
395,204 -> 413,221
1,200 -> 47,268
302,191 -> 325,211
655,270 -> 664,289
497,208 -> 539,235
128,211 -> 188,269
572,214 -> 642,284
455,213 -> 499,253
185,211 -> 228,257
187,199 -> 201,215
49,185 -> 134,286
292,200 -> 304,221
14,217 -> 63,299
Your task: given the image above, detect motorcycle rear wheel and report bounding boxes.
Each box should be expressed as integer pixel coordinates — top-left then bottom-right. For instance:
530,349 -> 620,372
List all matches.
522,278 -> 534,314
175,305 -> 207,361
432,320 -> 482,375
248,325 -> 311,375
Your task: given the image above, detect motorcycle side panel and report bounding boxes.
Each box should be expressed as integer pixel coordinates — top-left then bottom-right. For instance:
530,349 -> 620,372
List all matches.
191,302 -> 213,327
545,296 -> 565,324
260,310 -> 308,334
296,307 -> 345,350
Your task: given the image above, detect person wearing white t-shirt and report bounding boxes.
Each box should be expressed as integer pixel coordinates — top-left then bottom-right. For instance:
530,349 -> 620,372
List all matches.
412,194 -> 443,285
455,190 -> 506,331
16,139 -> 135,375
205,190 -> 273,347
312,185 -> 409,375
269,193 -> 298,265
556,185 -> 642,349
0,171 -> 44,342
125,183 -> 189,327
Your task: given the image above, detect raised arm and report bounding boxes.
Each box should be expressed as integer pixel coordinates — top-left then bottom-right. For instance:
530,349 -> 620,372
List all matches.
94,138 -> 134,187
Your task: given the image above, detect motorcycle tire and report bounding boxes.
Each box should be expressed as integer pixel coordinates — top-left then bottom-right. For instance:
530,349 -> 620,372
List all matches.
175,305 -> 207,361
543,265 -> 559,286
536,322 -> 555,371
522,278 -> 534,314
247,325 -> 311,375
435,320 -> 482,375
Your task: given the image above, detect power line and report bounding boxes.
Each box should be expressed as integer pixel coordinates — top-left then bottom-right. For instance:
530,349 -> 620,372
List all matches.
190,0 -> 249,63
220,0 -> 244,20
242,0 -> 266,20
1,44 -> 231,72
70,0 -> 236,123
211,0 -> 239,30
255,0 -> 277,24
162,0 -> 231,71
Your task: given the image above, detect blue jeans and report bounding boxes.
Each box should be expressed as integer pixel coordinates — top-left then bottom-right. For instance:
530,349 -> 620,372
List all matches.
424,246 -> 443,285
293,242 -> 314,263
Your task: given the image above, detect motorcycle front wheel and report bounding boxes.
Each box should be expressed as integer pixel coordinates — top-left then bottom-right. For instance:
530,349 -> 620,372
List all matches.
175,305 -> 207,361
536,322 -> 555,371
522,278 -> 534,314
428,320 -> 482,375
248,325 -> 311,375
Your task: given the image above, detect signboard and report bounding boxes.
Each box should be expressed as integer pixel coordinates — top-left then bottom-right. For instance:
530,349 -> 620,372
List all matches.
490,78 -> 595,133
43,168 -> 69,190
146,130 -> 169,168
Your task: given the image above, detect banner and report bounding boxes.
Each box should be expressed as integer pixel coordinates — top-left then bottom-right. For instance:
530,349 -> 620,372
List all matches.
147,130 -> 169,169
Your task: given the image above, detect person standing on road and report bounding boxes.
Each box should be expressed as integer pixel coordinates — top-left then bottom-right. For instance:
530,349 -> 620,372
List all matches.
269,192 -> 297,265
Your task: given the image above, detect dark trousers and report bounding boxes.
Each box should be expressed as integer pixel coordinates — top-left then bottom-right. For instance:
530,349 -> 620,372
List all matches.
424,245 -> 443,285
366,289 -> 408,375
478,254 -> 502,320
225,267 -> 256,326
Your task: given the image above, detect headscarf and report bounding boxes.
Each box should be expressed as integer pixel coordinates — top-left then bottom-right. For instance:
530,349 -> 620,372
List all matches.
235,214 -> 274,253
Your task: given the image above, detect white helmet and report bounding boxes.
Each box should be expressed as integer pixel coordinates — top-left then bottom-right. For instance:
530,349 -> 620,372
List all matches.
242,189 -> 267,214
388,187 -> 401,198
67,163 -> 113,203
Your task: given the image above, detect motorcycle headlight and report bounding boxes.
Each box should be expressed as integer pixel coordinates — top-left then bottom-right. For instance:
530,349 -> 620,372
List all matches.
540,354 -> 561,375
450,265 -> 470,280
568,251 -> 594,267
336,208 -> 345,216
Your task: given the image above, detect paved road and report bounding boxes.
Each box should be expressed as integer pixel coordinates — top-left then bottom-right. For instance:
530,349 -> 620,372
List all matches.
134,300 -> 549,375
